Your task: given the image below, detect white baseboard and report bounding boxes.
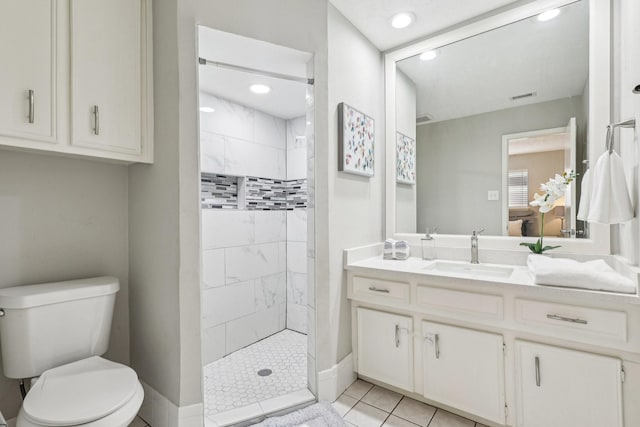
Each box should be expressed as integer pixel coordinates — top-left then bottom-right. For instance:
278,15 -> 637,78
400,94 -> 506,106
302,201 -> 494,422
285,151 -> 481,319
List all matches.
139,381 -> 203,427
317,353 -> 356,402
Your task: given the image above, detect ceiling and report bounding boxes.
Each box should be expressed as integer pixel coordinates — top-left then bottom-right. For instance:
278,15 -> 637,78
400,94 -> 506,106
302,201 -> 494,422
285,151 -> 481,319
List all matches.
330,0 -> 521,51
198,26 -> 311,119
397,0 -> 588,123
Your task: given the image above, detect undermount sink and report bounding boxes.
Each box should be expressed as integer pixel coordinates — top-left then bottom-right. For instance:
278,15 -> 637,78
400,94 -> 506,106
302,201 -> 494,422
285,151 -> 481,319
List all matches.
424,260 -> 514,278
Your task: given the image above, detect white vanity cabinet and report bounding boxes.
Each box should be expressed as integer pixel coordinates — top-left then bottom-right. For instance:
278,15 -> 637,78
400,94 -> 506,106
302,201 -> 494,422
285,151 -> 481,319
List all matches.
515,341 -> 623,427
0,0 -> 56,144
0,0 -> 153,163
357,308 -> 413,391
422,321 -> 506,425
347,261 -> 638,427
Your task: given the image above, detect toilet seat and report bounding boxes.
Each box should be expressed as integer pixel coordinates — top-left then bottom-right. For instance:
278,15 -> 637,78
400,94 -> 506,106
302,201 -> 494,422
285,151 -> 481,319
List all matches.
17,357 -> 143,427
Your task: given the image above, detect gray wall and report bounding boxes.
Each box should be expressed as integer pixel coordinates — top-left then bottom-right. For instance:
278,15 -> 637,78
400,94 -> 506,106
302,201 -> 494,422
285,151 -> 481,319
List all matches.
416,96 -> 585,235
0,150 -> 129,419
323,4 -> 384,371
613,0 -> 640,265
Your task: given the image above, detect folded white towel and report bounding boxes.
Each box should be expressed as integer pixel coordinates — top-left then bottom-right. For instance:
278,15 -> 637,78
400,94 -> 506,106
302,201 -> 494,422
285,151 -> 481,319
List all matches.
576,168 -> 591,221
527,254 -> 636,294
383,239 -> 410,260
585,150 -> 634,224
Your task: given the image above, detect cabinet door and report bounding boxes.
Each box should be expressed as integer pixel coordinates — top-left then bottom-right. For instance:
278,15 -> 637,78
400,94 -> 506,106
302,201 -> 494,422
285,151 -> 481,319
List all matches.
422,321 -> 505,424
0,0 -> 55,142
70,0 -> 142,155
516,341 -> 623,427
357,308 -> 413,391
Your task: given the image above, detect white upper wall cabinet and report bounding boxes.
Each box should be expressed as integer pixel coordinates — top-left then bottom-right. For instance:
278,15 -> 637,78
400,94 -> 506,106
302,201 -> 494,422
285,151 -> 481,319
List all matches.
71,0 -> 142,155
0,1 -> 56,143
0,0 -> 153,164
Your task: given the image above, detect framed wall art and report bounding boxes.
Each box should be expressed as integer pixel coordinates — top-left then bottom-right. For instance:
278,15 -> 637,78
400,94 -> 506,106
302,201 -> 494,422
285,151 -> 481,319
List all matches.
338,102 -> 374,176
396,132 -> 416,184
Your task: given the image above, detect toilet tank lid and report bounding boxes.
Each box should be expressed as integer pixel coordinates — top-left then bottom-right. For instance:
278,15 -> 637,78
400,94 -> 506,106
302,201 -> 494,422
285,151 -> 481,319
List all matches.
0,277 -> 119,309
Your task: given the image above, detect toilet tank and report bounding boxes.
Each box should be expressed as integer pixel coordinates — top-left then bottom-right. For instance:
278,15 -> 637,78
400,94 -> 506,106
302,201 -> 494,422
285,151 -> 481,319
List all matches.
0,277 -> 119,379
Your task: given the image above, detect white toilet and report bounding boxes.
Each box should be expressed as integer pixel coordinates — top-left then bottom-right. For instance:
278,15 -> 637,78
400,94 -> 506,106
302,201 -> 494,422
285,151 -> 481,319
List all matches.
0,277 -> 143,427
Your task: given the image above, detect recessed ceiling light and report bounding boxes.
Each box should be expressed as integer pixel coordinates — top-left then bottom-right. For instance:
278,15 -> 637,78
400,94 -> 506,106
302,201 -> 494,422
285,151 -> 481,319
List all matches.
537,9 -> 560,22
391,12 -> 415,29
250,84 -> 271,94
199,107 -> 215,113
419,50 -> 439,61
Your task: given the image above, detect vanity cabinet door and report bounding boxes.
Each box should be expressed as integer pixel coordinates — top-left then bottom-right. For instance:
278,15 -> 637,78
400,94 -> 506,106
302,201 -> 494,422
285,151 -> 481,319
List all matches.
515,341 -> 623,427
70,0 -> 147,158
0,0 -> 56,143
357,308 -> 413,391
422,321 -> 506,424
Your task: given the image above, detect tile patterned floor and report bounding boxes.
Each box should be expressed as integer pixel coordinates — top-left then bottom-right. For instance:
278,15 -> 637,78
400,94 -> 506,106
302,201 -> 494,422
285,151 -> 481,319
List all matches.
204,329 -> 307,418
334,380 -> 488,427
128,416 -> 150,427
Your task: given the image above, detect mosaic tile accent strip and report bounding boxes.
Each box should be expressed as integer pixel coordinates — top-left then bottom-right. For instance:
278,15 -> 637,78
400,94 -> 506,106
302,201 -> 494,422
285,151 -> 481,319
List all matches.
203,329 -> 307,416
201,173 -> 238,209
201,174 -> 308,210
286,179 -> 308,210
246,177 -> 288,210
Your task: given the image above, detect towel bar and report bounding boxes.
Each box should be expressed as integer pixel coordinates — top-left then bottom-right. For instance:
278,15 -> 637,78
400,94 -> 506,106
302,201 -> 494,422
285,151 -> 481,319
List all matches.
606,118 -> 636,154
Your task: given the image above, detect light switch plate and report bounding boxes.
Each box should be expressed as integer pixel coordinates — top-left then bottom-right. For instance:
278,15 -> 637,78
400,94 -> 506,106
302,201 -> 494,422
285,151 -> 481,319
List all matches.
487,190 -> 499,201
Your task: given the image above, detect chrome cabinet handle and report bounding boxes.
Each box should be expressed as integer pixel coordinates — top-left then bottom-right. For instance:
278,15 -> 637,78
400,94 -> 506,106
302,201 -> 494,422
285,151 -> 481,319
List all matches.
435,333 -> 440,359
546,314 -> 588,325
369,286 -> 390,293
93,105 -> 100,135
535,356 -> 541,387
395,324 -> 400,348
28,90 -> 34,124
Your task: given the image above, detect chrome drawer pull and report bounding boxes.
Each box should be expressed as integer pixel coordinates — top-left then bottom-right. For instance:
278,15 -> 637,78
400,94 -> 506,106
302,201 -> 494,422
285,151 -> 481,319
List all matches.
546,314 -> 588,325
535,356 -> 541,387
28,90 -> 34,123
395,324 -> 400,348
368,286 -> 390,293
93,105 -> 100,135
435,333 -> 440,359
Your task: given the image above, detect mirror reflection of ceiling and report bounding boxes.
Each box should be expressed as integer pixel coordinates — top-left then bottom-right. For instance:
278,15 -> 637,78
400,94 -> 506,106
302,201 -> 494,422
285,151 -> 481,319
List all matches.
330,0 -> 520,51
396,1 -> 588,123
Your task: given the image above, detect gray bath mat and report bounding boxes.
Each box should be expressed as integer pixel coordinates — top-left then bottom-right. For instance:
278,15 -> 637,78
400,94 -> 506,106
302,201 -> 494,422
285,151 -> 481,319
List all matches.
251,403 -> 346,427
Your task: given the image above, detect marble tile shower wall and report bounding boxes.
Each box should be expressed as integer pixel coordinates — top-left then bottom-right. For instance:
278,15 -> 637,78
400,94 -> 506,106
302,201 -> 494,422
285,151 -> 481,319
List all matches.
286,116 -> 308,334
199,93 -> 308,363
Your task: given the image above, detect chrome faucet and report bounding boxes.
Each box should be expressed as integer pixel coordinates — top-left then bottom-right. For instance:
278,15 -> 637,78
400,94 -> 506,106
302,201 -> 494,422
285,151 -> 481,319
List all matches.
470,228 -> 484,264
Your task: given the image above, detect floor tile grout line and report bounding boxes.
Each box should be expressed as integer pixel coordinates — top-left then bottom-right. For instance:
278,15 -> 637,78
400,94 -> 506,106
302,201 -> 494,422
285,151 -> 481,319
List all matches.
425,408 -> 438,426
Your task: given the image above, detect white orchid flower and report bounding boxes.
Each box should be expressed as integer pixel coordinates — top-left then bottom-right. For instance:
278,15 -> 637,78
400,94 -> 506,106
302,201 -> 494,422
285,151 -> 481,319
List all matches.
530,192 -> 555,213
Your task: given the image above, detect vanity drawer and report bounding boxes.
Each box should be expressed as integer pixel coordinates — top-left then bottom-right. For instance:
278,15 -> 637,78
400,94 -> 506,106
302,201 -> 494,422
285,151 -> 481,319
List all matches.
515,299 -> 627,343
417,285 -> 503,320
352,277 -> 410,303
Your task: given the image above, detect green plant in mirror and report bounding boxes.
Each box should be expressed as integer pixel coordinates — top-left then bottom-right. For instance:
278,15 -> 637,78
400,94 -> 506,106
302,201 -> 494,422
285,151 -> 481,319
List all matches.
520,170 -> 576,254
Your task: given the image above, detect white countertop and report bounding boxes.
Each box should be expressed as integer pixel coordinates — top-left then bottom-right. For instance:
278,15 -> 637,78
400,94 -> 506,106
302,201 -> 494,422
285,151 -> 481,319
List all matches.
346,254 -> 640,305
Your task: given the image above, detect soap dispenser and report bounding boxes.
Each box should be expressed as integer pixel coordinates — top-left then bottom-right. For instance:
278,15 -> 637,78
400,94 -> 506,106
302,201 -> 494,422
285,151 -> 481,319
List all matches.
421,227 -> 437,260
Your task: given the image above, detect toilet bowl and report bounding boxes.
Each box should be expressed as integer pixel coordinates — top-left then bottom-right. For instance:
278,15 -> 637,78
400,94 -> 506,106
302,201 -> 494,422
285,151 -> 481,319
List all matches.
0,277 -> 143,427
16,357 -> 143,427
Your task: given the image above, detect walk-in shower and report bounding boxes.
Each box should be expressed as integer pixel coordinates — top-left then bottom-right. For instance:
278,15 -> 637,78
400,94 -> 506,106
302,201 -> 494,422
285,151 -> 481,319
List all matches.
197,27 -> 316,425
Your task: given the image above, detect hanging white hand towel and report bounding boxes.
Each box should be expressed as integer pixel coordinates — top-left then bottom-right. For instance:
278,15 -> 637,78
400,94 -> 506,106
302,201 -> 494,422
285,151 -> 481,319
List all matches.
586,150 -> 634,224
576,168 -> 591,221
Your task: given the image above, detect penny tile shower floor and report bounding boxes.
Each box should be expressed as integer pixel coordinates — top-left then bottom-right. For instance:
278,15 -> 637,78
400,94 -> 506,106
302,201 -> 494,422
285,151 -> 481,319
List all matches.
204,329 -> 307,417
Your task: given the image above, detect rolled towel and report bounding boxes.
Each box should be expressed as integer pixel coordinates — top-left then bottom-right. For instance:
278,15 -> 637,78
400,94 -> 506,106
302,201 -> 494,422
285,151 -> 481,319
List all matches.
527,254 -> 636,294
394,241 -> 410,260
383,239 -> 410,260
